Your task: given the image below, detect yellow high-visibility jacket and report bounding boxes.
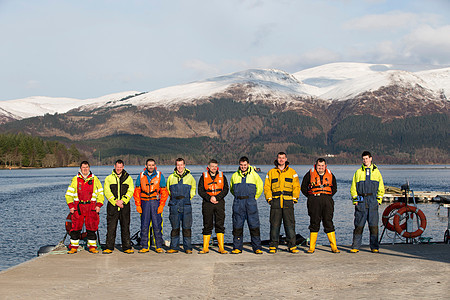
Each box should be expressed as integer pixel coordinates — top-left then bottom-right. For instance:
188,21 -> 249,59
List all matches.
104,169 -> 135,206
65,172 -> 104,209
230,165 -> 263,200
350,164 -> 385,204
264,165 -> 300,208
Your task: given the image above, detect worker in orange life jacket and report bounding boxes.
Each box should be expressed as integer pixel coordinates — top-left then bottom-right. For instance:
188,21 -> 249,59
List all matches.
133,158 -> 168,253
197,159 -> 229,254
301,158 -> 339,253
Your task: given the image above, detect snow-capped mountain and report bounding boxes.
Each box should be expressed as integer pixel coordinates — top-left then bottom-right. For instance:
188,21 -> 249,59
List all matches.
1,62 -> 448,165
0,96 -> 79,123
0,62 -> 449,123
292,62 -> 448,100
76,69 -> 309,112
0,91 -> 140,123
416,67 -> 450,94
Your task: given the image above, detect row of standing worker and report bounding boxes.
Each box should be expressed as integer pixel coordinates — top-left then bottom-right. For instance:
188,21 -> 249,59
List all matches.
64,151 -> 385,255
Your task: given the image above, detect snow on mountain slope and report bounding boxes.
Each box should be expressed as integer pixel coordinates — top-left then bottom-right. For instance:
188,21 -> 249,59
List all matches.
320,69 -> 433,100
1,69 -> 308,119
1,63 -> 449,123
293,62 -> 445,100
0,96 -> 81,120
0,91 -> 140,120
78,69 -> 309,111
294,62 -> 391,82
416,67 -> 450,99
292,62 -> 392,96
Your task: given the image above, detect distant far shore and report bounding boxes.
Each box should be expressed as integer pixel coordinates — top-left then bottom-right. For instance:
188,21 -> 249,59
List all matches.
1,164 -> 449,171
0,163 -> 79,170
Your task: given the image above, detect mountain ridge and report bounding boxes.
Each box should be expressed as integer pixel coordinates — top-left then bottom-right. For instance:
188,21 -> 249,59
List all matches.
0,62 -> 449,164
1,62 -> 449,123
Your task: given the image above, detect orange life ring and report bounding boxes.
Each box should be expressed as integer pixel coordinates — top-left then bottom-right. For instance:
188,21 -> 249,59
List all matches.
382,202 -> 407,232
393,205 -> 427,238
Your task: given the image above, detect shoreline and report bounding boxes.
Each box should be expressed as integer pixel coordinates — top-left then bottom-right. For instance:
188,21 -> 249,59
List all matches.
1,164 -> 450,171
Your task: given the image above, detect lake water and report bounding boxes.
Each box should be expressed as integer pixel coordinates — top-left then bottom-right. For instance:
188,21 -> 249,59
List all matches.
0,164 -> 449,271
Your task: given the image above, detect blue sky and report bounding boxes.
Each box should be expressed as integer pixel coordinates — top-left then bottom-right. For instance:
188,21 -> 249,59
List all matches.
1,0 -> 449,100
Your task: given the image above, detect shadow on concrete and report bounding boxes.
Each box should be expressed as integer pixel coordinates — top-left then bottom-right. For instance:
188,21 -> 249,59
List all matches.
338,244 -> 450,264
377,244 -> 450,264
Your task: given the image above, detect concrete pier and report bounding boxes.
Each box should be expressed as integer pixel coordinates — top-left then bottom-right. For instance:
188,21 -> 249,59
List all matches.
0,244 -> 449,299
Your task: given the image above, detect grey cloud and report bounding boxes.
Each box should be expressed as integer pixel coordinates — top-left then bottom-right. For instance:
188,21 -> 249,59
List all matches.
252,23 -> 277,47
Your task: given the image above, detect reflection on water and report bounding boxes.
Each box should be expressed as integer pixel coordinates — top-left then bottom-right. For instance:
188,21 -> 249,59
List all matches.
0,165 -> 448,271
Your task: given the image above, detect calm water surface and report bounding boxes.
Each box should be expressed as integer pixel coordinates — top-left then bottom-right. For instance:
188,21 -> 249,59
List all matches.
0,164 -> 449,271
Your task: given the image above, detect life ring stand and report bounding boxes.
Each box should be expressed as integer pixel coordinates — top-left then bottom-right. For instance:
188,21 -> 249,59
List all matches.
382,202 -> 407,232
393,205 -> 427,239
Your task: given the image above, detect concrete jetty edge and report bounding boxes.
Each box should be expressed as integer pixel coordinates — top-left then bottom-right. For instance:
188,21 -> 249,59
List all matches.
0,244 -> 449,299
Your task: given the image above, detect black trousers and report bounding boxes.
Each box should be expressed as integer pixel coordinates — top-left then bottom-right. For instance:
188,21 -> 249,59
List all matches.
105,201 -> 131,251
70,230 -> 96,241
202,199 -> 225,235
269,207 -> 296,248
307,195 -> 335,233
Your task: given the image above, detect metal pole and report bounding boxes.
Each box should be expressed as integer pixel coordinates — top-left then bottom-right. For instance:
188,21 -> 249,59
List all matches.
404,188 -> 409,244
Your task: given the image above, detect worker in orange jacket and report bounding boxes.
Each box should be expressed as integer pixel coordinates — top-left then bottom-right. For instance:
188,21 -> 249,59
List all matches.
301,158 -> 339,253
134,159 -> 168,253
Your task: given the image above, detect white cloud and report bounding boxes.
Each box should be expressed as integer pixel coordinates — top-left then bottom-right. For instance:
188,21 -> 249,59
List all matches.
183,59 -> 220,76
2,1 -> 450,99
238,0 -> 265,9
343,11 -> 438,32
299,48 -> 341,67
213,50 -> 341,74
340,25 -> 450,66
402,25 -> 450,64
371,41 -> 398,62
25,80 -> 40,90
250,55 -> 300,69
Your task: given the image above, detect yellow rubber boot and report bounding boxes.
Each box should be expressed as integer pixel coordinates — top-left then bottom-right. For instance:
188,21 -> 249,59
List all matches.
217,233 -> 228,254
68,240 -> 79,254
199,235 -> 210,254
67,247 -> 78,254
327,231 -> 340,253
307,232 -> 318,254
289,246 -> 299,254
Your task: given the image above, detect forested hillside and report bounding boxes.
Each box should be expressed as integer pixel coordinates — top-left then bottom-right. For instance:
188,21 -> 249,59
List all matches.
1,98 -> 449,165
0,133 -> 83,168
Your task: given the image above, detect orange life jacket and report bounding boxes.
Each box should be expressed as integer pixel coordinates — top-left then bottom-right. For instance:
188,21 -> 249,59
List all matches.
77,174 -> 94,203
203,171 -> 224,196
140,171 -> 161,201
309,167 -> 333,195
